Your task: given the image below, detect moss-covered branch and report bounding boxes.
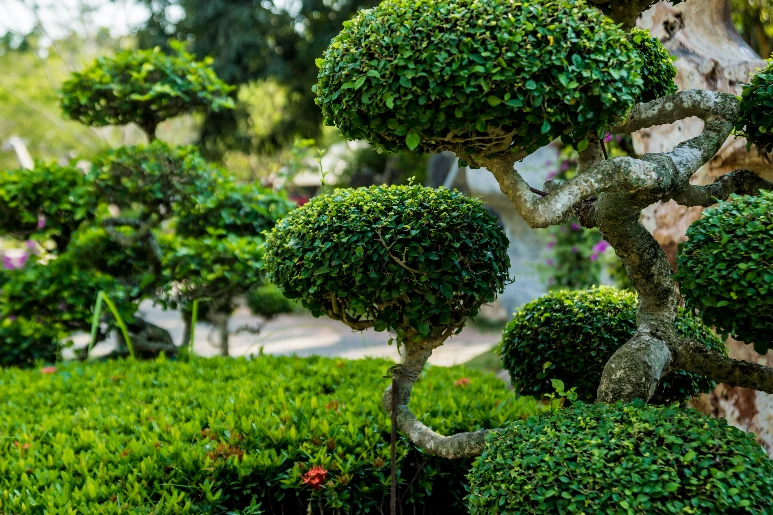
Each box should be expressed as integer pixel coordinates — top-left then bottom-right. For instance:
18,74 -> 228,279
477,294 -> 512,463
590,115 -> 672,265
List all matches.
673,169 -> 773,206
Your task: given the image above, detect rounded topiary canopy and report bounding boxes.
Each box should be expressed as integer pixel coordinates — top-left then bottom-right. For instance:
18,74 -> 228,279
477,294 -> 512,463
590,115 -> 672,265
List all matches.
467,401 -> 773,514
499,287 -> 726,404
90,141 -> 220,218
736,60 -> 773,152
264,185 -> 510,340
629,28 -> 678,103
315,0 -> 643,158
676,191 -> 773,355
61,47 -> 234,134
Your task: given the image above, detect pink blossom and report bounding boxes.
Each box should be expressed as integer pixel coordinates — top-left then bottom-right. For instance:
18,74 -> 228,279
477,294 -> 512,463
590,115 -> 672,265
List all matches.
590,253 -> 599,261
544,160 -> 553,166
546,258 -> 555,266
8,315 -> 16,322
546,170 -> 558,180
2,253 -> 28,270
546,240 -> 556,249
571,246 -> 579,253
560,161 -> 571,172
592,240 -> 610,254
570,223 -> 580,231
604,133 -> 614,143
41,366 -> 57,375
37,216 -> 46,229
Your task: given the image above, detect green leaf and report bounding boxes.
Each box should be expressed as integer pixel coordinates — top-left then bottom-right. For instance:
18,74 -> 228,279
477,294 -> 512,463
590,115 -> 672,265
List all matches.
405,132 -> 421,150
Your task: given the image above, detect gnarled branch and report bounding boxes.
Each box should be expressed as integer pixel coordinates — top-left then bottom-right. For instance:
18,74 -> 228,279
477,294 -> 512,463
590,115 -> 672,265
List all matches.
674,169 -> 773,207
673,339 -> 773,394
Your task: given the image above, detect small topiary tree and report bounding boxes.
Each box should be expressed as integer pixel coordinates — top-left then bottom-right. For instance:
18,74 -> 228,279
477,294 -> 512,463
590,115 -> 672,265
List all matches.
0,47 -> 290,366
60,45 -> 234,139
265,184 -> 510,455
267,0 -> 773,509
499,287 -> 725,405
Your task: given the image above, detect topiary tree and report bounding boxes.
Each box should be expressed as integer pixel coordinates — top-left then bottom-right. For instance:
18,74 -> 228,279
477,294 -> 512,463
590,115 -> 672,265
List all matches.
266,0 -> 773,507
60,45 -> 234,139
265,184 -> 510,455
499,287 -> 726,405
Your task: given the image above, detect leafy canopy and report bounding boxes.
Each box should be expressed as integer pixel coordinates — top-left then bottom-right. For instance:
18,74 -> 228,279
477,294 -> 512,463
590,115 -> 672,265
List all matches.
89,141 -> 221,220
264,185 -> 510,340
467,400 -> 773,514
315,0 -> 643,158
676,191 -> 773,355
498,287 -> 726,404
60,45 -> 234,133
629,28 -> 678,103
736,59 -> 773,152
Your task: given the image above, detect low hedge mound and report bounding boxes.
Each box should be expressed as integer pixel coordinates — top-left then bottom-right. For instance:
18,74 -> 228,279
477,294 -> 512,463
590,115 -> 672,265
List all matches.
467,401 -> 773,514
0,356 -> 539,514
499,287 -> 726,404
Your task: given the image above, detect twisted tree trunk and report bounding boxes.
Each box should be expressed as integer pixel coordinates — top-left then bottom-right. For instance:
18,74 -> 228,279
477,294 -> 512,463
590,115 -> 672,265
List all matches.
637,0 -> 773,456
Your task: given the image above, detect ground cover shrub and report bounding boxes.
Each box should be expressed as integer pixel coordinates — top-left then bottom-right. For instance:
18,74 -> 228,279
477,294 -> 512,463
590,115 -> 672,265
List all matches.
467,400 -> 773,514
499,287 -> 726,405
0,356 -> 539,514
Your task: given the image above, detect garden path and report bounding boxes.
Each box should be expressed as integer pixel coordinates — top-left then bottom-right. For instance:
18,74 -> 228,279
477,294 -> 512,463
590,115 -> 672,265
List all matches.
71,300 -> 500,366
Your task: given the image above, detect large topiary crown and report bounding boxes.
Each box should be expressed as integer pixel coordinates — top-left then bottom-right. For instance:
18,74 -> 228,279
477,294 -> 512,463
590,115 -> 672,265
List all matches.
499,286 -> 726,404
467,401 -> 773,514
264,185 -> 510,341
676,191 -> 773,355
315,0 -> 643,159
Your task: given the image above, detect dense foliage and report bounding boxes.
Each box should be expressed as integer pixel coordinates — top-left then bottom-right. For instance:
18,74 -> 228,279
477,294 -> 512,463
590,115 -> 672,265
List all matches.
676,191 -> 773,355
246,283 -> 296,319
0,356 -> 540,514
264,185 -> 510,341
315,0 -> 643,157
60,46 -> 234,135
467,400 -> 773,515
90,142 -> 220,219
629,28 -> 678,103
736,59 -> 773,152
0,163 -> 96,250
0,317 -> 64,368
175,181 -> 295,238
499,287 -> 726,404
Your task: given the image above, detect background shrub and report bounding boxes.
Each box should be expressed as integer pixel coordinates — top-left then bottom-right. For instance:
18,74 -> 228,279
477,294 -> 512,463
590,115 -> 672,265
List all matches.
246,283 -> 296,319
264,185 -> 510,341
90,142 -> 220,218
735,59 -> 773,152
0,356 -> 540,514
629,28 -> 678,103
0,162 -> 96,250
467,400 -> 773,514
499,286 -> 726,404
0,317 -> 65,368
60,45 -> 234,134
315,0 -> 643,157
676,191 -> 773,354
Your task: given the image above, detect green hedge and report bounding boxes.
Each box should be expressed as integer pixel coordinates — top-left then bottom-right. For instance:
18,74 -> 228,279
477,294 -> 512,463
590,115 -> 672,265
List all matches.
467,401 -> 773,514
0,356 -> 540,514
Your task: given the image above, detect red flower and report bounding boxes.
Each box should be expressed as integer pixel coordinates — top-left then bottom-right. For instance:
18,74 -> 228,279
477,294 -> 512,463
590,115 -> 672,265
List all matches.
302,466 -> 328,490
40,366 -> 56,375
454,377 -> 471,387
